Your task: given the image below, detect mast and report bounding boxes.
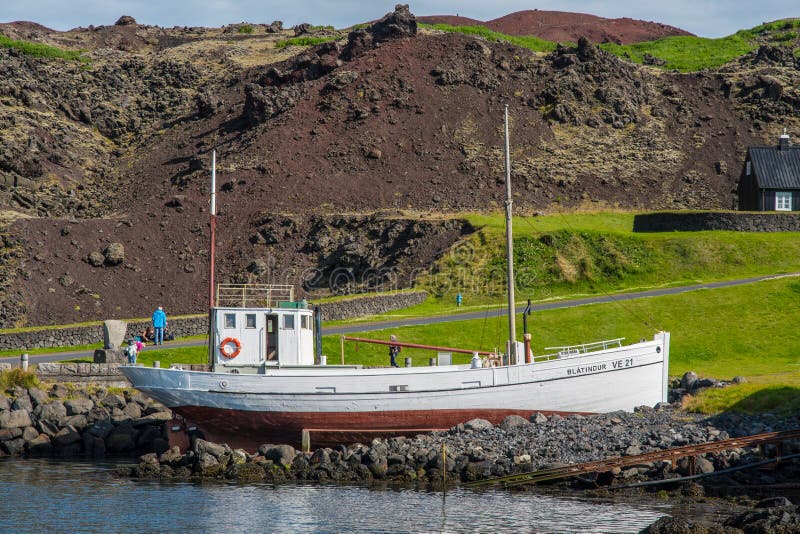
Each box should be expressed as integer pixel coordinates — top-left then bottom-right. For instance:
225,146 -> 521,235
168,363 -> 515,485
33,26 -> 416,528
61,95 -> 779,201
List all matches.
209,150 -> 217,309
503,105 -> 517,364
208,151 -> 218,369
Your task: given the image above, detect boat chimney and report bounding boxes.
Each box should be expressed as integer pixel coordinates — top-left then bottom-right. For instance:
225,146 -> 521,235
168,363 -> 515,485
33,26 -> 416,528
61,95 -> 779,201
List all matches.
779,128 -> 790,151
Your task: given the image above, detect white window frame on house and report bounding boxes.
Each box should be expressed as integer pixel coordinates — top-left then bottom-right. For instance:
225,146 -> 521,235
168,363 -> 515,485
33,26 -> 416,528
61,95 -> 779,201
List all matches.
775,191 -> 792,211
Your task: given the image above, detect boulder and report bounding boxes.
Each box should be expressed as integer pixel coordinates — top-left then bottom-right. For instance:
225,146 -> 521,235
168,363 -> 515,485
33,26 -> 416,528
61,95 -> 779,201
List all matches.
88,419 -> 114,439
27,387 -> 49,407
11,394 -> 33,412
26,434 -> 53,455
87,251 -> 105,267
194,438 -> 228,458
102,320 -> 127,349
103,243 -> 125,265
65,397 -> 94,415
115,15 -> 137,26
0,409 -> 33,429
0,396 -> 9,411
132,411 -> 172,426
1,437 -> 25,455
499,415 -> 529,430
64,415 -> 89,431
464,418 -> 493,431
53,425 -> 82,447
197,452 -> 222,477
263,444 -> 296,467
0,427 -> 22,441
530,412 -> 549,424
123,402 -> 142,419
680,371 -> 698,391
35,401 -> 67,423
22,426 -> 39,441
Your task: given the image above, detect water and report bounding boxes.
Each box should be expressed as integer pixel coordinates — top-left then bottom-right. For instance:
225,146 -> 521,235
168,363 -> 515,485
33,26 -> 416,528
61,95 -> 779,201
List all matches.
0,458 -> 672,533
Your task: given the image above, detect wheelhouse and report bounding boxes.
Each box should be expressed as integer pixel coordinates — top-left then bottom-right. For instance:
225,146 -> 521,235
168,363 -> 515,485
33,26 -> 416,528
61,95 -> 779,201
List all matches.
209,285 -> 316,373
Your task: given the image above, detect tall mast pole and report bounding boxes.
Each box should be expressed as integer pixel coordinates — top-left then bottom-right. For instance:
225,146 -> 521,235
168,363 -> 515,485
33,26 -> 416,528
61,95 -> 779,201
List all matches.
209,150 -> 217,309
503,105 -> 517,364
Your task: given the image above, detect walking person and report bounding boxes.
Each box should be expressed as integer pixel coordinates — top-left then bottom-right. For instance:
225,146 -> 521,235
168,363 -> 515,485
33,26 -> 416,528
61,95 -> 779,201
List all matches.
389,334 -> 401,368
152,306 -> 167,346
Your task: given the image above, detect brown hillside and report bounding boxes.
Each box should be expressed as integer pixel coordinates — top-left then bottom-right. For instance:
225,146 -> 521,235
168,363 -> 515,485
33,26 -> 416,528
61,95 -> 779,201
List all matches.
419,10 -> 693,44
0,6 -> 798,327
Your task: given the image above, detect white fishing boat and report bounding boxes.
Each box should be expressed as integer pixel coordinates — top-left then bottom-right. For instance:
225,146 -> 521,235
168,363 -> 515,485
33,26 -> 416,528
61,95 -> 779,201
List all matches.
120,108 -> 670,451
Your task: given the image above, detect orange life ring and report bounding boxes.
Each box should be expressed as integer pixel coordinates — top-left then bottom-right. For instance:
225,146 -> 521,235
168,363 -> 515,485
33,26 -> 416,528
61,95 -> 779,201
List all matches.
220,337 -> 242,359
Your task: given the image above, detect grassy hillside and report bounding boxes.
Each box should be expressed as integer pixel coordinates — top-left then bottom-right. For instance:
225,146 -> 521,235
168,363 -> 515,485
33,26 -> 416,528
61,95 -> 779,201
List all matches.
319,276 -> 800,377
423,19 -> 800,72
421,23 -> 559,52
0,34 -> 86,62
419,212 -> 800,309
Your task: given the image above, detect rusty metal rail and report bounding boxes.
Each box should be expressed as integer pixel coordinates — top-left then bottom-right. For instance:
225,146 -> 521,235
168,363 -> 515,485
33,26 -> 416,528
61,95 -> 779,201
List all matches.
342,335 -> 495,355
466,428 -> 800,488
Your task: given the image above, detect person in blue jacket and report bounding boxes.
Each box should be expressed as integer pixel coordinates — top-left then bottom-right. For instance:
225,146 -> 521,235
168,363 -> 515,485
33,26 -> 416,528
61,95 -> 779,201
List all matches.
152,306 -> 167,345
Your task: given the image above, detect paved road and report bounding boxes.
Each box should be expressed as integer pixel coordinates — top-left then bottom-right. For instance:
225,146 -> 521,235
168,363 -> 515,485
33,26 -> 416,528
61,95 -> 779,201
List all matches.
3,272 -> 795,365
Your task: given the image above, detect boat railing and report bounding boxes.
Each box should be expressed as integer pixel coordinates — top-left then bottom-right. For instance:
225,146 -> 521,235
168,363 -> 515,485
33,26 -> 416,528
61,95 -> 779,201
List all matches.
215,284 -> 294,308
536,338 -> 625,361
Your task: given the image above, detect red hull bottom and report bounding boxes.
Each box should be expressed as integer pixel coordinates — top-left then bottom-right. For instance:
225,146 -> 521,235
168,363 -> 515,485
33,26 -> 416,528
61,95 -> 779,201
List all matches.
169,406 -> 590,451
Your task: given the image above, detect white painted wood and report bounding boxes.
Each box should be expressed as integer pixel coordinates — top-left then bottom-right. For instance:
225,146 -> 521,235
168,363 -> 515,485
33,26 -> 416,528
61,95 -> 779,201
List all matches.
121,332 -> 669,416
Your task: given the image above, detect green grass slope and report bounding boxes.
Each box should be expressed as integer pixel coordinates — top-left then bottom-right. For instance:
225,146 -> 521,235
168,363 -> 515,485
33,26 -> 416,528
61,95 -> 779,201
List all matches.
420,212 -> 800,310
423,19 -> 800,72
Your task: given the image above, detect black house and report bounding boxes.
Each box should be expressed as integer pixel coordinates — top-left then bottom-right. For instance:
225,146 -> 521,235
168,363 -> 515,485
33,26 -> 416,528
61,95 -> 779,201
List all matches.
739,132 -> 800,211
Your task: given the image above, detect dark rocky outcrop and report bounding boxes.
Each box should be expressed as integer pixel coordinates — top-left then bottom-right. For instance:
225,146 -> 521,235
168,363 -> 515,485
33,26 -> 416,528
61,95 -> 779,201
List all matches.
115,16 -> 137,26
341,4 -> 417,61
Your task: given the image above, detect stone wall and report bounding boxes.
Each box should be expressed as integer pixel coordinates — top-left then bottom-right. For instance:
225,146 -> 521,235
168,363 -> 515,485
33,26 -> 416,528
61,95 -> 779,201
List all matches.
317,291 -> 428,321
0,291 -> 428,351
633,211 -> 800,232
36,363 -> 128,385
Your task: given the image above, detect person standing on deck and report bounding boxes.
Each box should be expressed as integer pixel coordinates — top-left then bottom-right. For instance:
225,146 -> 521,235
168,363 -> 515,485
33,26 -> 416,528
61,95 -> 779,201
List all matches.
152,306 -> 167,346
389,334 -> 401,368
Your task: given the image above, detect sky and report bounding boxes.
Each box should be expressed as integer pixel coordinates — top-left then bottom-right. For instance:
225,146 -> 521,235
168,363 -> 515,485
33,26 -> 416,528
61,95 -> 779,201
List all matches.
0,1 -> 798,38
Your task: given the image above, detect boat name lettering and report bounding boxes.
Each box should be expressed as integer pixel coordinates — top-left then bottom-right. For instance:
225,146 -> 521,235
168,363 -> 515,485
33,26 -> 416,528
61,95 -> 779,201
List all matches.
612,358 -> 634,369
566,363 -> 607,376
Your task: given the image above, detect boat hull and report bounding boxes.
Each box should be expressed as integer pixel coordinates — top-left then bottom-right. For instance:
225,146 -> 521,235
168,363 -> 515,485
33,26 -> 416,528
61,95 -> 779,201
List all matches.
121,333 -> 669,450
171,406 -> 588,449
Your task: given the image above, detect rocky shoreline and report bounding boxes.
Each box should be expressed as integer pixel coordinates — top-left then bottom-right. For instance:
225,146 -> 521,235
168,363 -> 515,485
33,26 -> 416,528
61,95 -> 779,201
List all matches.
119,404 -> 800,533
2,380 -> 799,532
0,383 -> 172,457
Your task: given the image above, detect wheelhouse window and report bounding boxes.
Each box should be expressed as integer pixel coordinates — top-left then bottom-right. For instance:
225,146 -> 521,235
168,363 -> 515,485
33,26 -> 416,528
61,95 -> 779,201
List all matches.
776,191 -> 792,211
283,314 -> 295,329
224,313 -> 236,329
245,314 -> 256,329
301,315 -> 311,330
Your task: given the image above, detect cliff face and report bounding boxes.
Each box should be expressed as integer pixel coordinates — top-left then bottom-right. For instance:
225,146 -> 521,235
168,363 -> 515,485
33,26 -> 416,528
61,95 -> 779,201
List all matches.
0,6 -> 798,326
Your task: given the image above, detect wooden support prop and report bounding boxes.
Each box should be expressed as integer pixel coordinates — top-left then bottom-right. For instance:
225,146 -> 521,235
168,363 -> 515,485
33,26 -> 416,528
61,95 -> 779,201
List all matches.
301,429 -> 311,453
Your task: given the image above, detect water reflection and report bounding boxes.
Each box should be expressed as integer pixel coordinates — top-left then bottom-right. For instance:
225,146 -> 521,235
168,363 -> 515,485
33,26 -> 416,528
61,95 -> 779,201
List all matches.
0,458 -> 670,533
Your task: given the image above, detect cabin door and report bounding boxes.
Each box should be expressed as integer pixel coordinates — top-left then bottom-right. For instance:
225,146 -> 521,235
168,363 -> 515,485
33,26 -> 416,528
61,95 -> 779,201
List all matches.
265,314 -> 279,361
